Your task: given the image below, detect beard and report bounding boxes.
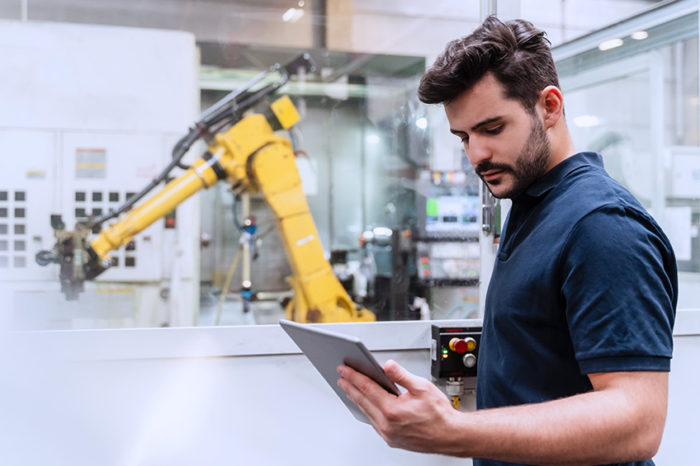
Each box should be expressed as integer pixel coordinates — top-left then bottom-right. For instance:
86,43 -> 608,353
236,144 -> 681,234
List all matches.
476,116 -> 551,199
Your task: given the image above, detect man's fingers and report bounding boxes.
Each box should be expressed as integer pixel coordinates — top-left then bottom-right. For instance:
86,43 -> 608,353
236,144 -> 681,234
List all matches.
337,365 -> 393,400
337,375 -> 385,423
337,366 -> 390,422
384,360 -> 429,393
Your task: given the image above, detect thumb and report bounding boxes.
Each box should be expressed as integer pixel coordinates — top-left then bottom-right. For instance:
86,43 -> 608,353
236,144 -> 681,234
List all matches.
384,360 -> 428,393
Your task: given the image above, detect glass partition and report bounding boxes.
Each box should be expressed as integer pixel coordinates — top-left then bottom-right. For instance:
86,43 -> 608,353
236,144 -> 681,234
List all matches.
555,6 -> 700,309
0,0 -> 490,329
0,0 -> 674,329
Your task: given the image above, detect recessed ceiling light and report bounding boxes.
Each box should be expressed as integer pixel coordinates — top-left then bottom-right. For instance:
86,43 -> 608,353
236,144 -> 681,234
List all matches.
631,30 -> 648,40
598,38 -> 624,51
283,8 -> 304,23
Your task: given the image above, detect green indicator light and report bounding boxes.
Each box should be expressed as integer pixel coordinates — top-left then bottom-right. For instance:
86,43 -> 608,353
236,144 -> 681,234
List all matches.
426,198 -> 439,217
442,348 -> 449,354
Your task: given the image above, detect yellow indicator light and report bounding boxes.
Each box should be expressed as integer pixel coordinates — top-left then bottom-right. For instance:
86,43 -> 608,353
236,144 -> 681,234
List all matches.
442,354 -> 449,359
465,337 -> 477,352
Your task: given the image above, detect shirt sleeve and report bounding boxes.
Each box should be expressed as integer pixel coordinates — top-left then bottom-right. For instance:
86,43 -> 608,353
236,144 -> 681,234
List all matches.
559,204 -> 677,374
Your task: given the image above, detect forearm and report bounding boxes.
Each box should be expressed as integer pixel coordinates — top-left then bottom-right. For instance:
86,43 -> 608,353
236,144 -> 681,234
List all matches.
442,380 -> 665,464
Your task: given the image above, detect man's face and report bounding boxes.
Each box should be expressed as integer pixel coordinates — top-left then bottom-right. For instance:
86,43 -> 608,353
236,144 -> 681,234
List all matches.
444,73 -> 552,199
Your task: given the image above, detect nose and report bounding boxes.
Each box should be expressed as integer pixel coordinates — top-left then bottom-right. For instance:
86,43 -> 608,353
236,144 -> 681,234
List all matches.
465,135 -> 491,168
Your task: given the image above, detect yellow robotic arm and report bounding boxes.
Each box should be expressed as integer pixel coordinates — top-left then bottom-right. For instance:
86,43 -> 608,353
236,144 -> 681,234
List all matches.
37,55 -> 375,324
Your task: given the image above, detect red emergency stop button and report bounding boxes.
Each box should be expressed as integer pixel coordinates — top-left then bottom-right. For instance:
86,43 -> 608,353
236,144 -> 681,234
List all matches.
449,337 -> 468,354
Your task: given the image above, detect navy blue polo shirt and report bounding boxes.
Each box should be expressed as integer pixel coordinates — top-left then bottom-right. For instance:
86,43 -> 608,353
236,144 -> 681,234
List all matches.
474,152 -> 677,466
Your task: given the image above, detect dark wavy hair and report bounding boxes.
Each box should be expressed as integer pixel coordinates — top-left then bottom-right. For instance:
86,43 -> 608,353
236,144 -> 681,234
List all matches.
418,16 -> 559,111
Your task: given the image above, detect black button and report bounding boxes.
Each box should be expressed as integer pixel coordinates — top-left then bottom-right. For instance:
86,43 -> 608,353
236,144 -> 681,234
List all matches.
126,192 -> 136,201
126,240 -> 136,251
125,256 -> 136,267
14,224 -> 25,235
111,257 -> 119,267
92,192 -> 103,202
14,191 -> 25,202
14,240 -> 25,251
0,208 -> 6,218
0,240 -> 7,251
14,208 -> 24,218
109,192 -> 119,202
93,208 -> 103,216
0,224 -> 6,235
0,191 -> 7,201
75,208 -> 86,218
75,192 -> 86,202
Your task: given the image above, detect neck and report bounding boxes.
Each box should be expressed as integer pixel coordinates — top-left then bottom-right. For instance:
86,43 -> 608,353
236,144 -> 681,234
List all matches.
546,124 -> 577,172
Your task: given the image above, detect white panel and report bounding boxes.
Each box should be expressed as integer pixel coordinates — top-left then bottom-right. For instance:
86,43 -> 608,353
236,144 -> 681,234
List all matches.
60,131 -> 167,281
655,335 -> 700,465
0,129 -> 57,281
0,20 -> 196,132
0,20 -> 198,327
670,149 -> 700,197
3,315 -> 698,464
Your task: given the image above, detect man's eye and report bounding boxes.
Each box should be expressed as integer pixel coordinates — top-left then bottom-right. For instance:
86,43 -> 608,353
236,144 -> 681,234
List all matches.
485,126 -> 503,135
460,135 -> 469,144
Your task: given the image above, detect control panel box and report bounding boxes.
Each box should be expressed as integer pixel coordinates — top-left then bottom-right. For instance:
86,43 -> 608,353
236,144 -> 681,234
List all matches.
430,325 -> 481,379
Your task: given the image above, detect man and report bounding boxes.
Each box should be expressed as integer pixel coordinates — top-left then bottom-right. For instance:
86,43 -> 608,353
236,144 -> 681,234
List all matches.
337,16 -> 676,466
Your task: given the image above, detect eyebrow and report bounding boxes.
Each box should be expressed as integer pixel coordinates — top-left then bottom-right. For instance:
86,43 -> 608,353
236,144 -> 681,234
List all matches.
450,116 -> 504,136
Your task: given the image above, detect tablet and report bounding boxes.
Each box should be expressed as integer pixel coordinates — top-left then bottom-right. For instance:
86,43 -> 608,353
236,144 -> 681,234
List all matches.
280,319 -> 400,423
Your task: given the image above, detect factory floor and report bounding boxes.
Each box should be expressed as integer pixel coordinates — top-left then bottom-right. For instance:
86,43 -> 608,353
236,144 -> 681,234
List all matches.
198,293 -> 286,327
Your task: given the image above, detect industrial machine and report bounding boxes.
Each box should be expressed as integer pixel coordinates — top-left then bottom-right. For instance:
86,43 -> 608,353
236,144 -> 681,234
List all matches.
35,53 -> 375,324
414,168 -> 481,319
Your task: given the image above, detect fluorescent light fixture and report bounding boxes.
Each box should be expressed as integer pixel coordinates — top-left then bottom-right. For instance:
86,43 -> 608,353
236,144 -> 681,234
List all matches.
366,134 -> 380,144
415,117 -> 428,130
598,38 -> 623,51
631,30 -> 648,40
283,8 -> 304,23
573,115 -> 601,128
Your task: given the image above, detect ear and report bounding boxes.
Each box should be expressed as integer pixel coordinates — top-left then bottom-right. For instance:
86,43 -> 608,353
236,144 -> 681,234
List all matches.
539,86 -> 564,129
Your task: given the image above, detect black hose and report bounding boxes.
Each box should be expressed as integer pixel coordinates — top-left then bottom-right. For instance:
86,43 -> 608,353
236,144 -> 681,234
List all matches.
89,56 -> 304,229
91,127 -> 200,227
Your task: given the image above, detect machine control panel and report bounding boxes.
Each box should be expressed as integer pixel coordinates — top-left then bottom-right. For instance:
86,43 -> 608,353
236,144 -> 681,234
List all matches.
431,325 -> 481,379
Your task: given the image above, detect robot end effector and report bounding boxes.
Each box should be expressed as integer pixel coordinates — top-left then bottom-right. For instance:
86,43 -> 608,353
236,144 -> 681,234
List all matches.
35,215 -> 109,300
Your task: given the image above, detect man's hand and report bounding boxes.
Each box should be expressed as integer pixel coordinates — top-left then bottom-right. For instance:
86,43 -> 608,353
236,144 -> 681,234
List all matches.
338,362 -> 668,463
337,360 -> 461,454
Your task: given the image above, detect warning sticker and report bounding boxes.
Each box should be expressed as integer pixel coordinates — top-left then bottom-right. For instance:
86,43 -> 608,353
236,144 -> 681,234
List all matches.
76,148 -> 106,178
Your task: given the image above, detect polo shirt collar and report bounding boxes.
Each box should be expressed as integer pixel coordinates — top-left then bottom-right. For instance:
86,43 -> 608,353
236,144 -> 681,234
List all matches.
521,152 -> 603,199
